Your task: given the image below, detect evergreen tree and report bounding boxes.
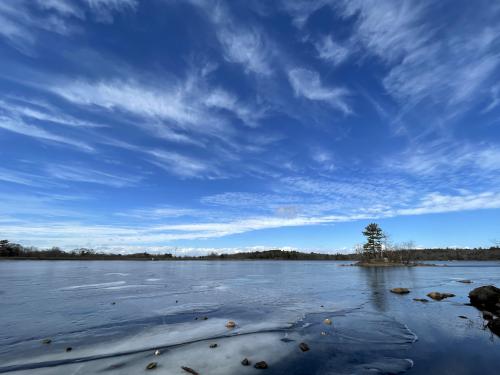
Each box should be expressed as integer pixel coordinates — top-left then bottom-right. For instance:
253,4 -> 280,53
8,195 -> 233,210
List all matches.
362,223 -> 384,259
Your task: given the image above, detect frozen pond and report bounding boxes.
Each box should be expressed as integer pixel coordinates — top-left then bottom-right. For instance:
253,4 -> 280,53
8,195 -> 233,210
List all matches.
1,260 -> 499,374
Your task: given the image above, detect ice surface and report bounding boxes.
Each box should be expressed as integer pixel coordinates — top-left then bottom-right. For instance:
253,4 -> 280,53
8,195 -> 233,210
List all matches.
2,260 -> 500,374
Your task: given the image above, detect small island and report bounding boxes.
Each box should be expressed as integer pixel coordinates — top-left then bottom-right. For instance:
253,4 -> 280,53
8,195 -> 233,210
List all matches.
354,223 -> 437,267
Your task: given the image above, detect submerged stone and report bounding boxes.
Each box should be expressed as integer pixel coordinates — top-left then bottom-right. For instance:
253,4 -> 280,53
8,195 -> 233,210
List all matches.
146,362 -> 157,370
324,318 -> 332,325
65,347 -> 72,352
413,298 -> 429,302
225,320 -> 236,328
299,342 -> 310,352
241,358 -> 250,366
427,292 -> 455,301
181,366 -> 199,374
209,343 -> 218,348
254,361 -> 268,369
458,280 -> 472,284
41,339 -> 52,344
391,288 -> 410,294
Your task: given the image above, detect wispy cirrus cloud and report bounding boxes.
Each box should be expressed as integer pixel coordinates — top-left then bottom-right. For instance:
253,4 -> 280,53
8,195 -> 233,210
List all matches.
280,0 -> 331,29
337,0 -> 500,114
216,25 -> 272,76
207,3 -> 273,76
45,164 -> 142,187
285,0 -> 500,117
36,0 -> 85,19
388,139 -> 500,178
49,71 -> 264,136
314,35 -> 352,66
0,0 -> 137,54
0,168 -> 44,187
0,115 -> 94,152
83,0 -> 137,23
397,191 -> 500,216
115,206 -> 200,220
288,68 -> 351,114
0,98 -> 105,128
146,149 -> 224,179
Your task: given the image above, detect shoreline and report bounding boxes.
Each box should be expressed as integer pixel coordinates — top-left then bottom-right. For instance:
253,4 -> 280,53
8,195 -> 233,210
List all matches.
1,258 -> 499,263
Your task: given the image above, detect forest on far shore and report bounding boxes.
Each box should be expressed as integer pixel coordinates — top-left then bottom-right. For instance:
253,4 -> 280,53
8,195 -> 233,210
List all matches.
1,239 -> 500,261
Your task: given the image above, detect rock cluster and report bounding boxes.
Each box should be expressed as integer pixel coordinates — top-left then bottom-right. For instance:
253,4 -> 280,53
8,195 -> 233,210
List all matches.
469,285 -> 500,336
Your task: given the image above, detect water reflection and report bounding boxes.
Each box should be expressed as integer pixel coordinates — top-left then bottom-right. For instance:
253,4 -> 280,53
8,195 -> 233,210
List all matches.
360,266 -> 416,312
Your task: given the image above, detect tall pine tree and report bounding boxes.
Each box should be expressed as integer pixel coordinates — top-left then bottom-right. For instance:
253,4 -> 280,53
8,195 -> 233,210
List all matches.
362,223 -> 384,259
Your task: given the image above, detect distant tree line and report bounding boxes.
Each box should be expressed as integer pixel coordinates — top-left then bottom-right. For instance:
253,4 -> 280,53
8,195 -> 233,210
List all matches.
1,238 -> 500,261
0,240 -> 173,260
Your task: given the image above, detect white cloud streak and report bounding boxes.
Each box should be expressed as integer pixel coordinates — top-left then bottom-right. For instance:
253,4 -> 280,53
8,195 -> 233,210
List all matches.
288,68 -> 351,114
4,190 -> 500,251
314,35 -> 351,65
0,115 -> 94,152
45,164 -> 141,187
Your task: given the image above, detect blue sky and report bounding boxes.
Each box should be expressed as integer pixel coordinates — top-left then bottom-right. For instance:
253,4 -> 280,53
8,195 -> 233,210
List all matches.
0,0 -> 499,254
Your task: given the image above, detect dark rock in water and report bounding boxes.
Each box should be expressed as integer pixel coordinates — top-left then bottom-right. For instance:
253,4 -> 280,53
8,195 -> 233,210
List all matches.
203,316 -> 208,320
209,343 -> 218,348
390,288 -> 410,294
280,337 -> 294,343
299,342 -> 310,352
427,292 -> 455,301
41,339 -> 52,344
469,285 -> 500,310
181,366 -> 199,375
413,298 -> 429,303
241,358 -> 250,366
488,319 -> 500,336
254,361 -> 268,369
176,300 -> 178,303
111,302 -> 116,305
146,362 -> 157,370
65,347 -> 72,352
458,315 -> 468,319
458,279 -> 472,284
483,311 -> 494,320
